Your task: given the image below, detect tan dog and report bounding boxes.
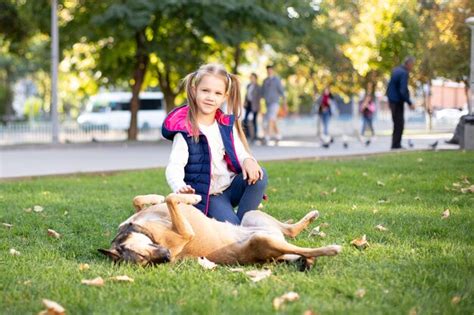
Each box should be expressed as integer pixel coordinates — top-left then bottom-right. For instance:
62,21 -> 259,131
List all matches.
99,193 -> 342,268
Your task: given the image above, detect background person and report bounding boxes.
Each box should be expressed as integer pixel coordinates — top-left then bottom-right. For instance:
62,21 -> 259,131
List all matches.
243,73 -> 261,142
386,56 -> 415,149
261,65 -> 287,144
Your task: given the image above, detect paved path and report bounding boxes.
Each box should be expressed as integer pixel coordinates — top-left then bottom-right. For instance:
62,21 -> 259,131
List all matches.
0,133 -> 456,179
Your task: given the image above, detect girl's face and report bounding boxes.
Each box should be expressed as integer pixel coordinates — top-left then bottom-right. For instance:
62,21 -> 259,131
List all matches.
194,74 -> 227,118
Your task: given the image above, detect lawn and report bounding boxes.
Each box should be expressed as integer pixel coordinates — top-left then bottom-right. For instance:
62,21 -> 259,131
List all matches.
1,151 -> 473,315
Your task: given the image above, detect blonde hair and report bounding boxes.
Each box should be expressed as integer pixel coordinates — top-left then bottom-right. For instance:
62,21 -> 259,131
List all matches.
182,63 -> 250,152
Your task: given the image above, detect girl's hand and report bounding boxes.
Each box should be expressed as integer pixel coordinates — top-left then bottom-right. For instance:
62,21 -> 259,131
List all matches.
177,185 -> 195,194
242,158 -> 263,185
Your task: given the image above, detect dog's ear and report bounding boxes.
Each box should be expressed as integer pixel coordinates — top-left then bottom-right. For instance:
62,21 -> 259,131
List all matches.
98,248 -> 121,261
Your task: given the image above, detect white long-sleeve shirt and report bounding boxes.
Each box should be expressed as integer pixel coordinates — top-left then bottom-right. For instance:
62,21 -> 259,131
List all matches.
166,121 -> 253,195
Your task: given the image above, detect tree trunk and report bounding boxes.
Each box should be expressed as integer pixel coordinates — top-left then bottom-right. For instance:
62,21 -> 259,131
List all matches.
128,30 -> 149,141
232,43 -> 241,74
156,64 -> 177,113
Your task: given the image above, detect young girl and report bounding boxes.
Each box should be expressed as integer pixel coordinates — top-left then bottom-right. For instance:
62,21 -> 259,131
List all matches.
162,64 -> 267,225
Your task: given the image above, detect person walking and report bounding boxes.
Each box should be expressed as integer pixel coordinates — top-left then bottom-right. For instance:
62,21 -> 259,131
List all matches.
360,94 -> 376,138
386,56 -> 415,149
314,87 -> 335,144
261,65 -> 287,144
243,73 -> 261,142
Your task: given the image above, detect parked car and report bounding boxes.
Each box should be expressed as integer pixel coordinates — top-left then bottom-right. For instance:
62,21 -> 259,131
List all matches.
77,91 -> 166,130
433,108 -> 468,123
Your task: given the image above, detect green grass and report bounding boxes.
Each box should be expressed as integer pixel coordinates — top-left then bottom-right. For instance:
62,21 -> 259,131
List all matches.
1,151 -> 473,315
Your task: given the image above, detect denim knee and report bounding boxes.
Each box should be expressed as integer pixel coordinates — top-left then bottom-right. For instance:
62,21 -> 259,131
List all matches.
254,167 -> 268,190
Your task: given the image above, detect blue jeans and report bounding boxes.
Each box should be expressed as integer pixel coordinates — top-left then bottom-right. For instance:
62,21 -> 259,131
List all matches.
320,112 -> 331,136
207,168 -> 268,225
361,116 -> 375,136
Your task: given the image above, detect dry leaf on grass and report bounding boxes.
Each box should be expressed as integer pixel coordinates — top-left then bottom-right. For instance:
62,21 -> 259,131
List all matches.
351,204 -> 358,210
351,235 -> 369,249
47,229 -> 61,239
40,298 -> 65,315
417,158 -> 423,162
2,223 -> 13,228
309,226 -> 326,238
376,180 -> 385,187
355,288 -> 366,298
110,275 -> 134,282
257,203 -> 264,209
320,222 -> 330,228
81,277 -> 104,287
228,267 -> 245,273
375,224 -> 388,231
33,205 -> 44,212
245,269 -> 271,282
442,209 -> 450,219
409,307 -> 418,315
9,248 -> 20,256
331,187 -> 337,193
79,263 -> 90,271
273,291 -> 300,310
414,196 -> 421,201
197,257 -> 218,270
24,207 -> 32,212
320,191 -> 329,196
451,296 -> 461,305
362,172 -> 368,177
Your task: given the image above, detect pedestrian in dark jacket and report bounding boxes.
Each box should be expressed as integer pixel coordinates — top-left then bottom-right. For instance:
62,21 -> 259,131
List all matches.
386,56 -> 415,149
243,73 -> 261,142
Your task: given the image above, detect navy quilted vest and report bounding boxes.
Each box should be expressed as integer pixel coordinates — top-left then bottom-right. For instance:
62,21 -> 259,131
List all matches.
162,105 -> 242,214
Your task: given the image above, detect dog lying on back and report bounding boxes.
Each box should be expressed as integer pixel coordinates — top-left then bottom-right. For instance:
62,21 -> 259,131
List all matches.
99,193 -> 341,268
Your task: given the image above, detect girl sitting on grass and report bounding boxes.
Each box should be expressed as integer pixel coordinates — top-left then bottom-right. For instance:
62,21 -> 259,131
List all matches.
162,63 -> 267,225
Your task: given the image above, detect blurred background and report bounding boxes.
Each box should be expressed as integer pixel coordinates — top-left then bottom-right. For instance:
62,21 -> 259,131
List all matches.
0,0 -> 472,144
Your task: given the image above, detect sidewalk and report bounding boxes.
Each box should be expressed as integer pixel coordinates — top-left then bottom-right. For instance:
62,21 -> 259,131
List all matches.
0,133 -> 456,180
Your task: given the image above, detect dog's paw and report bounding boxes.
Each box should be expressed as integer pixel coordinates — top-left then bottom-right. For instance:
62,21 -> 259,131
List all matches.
326,244 -> 342,255
167,193 -> 202,205
305,210 -> 320,222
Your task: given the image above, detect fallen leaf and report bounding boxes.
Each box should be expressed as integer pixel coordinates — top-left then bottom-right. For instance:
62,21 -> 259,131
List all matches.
47,229 -> 61,239
351,204 -> 358,210
351,235 -> 369,249
228,267 -> 245,273
273,291 -> 300,310
375,224 -> 388,231
81,277 -> 104,287
110,275 -> 134,282
355,288 -> 366,298
319,222 -> 330,228
442,209 -> 450,219
309,226 -> 326,238
377,180 -> 385,187
335,169 -> 341,176
452,182 -> 461,188
245,269 -> 271,282
444,185 -> 451,191
331,187 -> 337,193
372,208 -> 379,214
33,205 -> 44,212
24,207 -> 32,212
320,191 -> 329,196
9,248 -> 20,256
23,280 -> 32,285
362,172 -> 368,177
79,263 -> 90,271
197,257 -> 218,270
257,203 -> 264,209
460,176 -> 470,184
40,299 -> 65,315
469,185 -> 474,193
303,311 -> 318,315
2,223 -> 12,228
409,307 -> 418,315
451,296 -> 461,305
377,198 -> 389,204
414,196 -> 421,201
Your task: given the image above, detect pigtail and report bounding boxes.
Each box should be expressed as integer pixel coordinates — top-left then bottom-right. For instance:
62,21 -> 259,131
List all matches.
227,73 -> 251,153
182,72 -> 200,142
